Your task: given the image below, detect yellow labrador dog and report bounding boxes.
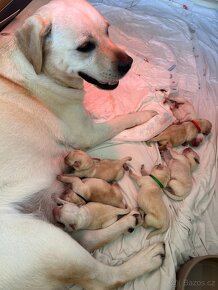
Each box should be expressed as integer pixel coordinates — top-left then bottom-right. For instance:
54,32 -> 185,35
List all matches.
0,0 -> 164,289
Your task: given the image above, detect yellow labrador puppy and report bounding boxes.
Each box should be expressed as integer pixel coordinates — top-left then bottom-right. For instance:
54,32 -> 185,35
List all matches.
53,199 -> 131,231
129,164 -> 170,239
58,174 -> 126,208
0,0 -> 164,289
150,119 -> 212,149
164,96 -> 197,124
161,147 -> 200,200
65,149 -> 132,182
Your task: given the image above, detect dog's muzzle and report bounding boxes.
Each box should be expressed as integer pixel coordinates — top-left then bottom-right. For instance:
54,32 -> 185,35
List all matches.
79,54 -> 133,90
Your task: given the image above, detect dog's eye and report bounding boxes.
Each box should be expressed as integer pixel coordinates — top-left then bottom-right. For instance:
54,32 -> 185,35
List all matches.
77,42 -> 95,53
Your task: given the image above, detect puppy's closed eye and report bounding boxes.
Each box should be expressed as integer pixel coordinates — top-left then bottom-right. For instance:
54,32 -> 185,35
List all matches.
77,41 -> 96,53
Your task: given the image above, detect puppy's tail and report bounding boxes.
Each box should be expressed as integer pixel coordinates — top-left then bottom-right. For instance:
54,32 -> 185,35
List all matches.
163,188 -> 188,201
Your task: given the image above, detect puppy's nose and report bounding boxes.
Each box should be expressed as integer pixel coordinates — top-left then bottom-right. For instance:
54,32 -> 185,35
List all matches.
117,54 -> 133,76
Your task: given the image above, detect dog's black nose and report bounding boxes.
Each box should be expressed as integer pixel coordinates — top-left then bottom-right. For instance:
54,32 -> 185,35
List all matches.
117,55 -> 133,76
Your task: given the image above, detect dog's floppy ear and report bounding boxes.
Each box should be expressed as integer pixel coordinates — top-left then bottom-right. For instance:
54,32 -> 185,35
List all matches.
15,15 -> 51,74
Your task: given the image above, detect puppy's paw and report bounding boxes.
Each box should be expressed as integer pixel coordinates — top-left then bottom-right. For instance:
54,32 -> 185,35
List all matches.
127,209 -> 143,232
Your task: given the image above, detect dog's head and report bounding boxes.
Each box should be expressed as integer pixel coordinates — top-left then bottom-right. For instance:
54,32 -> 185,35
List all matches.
15,0 -> 133,90
65,150 -> 94,170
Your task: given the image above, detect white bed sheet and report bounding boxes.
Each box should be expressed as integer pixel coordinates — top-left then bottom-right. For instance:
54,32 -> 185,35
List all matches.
70,1 -> 218,289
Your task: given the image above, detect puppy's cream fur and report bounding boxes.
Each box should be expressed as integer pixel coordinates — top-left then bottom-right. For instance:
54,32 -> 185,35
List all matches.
164,96 -> 197,123
66,150 -> 132,182
54,200 -> 132,231
58,175 -> 126,208
161,147 -> 200,200
129,164 -> 170,238
0,1 -> 164,289
150,119 -> 212,149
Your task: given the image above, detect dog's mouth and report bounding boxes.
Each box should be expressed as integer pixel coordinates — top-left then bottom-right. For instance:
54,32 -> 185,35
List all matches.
78,72 -> 119,90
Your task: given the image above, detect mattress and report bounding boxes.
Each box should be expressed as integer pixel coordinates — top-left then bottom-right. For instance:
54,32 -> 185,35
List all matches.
2,0 -> 218,289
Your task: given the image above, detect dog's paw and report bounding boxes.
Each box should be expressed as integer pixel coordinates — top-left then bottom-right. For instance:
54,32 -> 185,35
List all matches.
123,242 -> 165,278
133,110 -> 157,125
135,242 -> 165,273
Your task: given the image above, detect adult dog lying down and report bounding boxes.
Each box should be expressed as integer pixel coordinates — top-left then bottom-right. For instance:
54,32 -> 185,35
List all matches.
0,0 -> 163,289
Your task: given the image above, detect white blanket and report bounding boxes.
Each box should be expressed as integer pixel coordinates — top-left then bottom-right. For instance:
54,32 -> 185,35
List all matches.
70,1 -> 218,290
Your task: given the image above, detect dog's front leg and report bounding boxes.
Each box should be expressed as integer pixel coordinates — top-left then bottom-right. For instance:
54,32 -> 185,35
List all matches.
92,110 -> 157,145
66,110 -> 157,149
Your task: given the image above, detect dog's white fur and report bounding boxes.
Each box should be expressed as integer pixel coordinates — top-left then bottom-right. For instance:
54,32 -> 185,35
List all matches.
161,147 -> 200,200
0,0 -> 164,289
65,149 -> 132,182
129,164 -> 170,239
59,175 -> 126,208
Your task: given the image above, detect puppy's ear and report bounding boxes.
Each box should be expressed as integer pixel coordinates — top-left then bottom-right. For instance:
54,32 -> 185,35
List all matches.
194,157 -> 200,164
15,15 -> 51,74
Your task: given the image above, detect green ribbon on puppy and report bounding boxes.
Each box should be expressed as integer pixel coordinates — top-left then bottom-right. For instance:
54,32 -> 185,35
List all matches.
149,174 -> 164,189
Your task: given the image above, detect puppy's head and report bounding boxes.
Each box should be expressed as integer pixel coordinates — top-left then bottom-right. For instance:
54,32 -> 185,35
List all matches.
151,164 -> 171,187
53,202 -> 80,231
182,147 -> 200,170
196,119 -> 212,135
15,0 -> 133,90
65,150 -> 94,170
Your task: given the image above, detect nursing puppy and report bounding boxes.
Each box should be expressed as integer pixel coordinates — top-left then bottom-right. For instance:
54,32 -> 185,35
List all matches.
150,119 -> 212,149
0,0 -> 164,289
58,174 -> 126,208
53,199 -> 132,231
65,149 -> 132,182
164,96 -> 197,124
129,164 -> 170,239
161,147 -> 200,200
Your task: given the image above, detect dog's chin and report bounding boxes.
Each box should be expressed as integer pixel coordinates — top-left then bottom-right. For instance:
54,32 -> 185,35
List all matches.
78,72 -> 119,90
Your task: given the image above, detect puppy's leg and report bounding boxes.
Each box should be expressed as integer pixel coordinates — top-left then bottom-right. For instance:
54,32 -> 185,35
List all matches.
72,209 -> 143,252
145,214 -> 169,239
59,175 -> 89,200
190,134 -> 204,147
64,188 -> 86,205
165,179 -> 188,199
118,156 -> 132,174
140,164 -> 148,176
129,169 -> 141,184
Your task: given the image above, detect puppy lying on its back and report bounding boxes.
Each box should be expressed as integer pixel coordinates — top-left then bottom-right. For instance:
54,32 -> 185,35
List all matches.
161,147 -> 200,200
164,96 -> 197,124
53,199 -> 133,231
129,164 -> 170,239
58,174 -> 126,208
150,119 -> 212,149
65,150 -> 131,182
